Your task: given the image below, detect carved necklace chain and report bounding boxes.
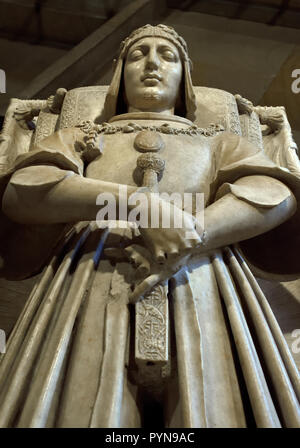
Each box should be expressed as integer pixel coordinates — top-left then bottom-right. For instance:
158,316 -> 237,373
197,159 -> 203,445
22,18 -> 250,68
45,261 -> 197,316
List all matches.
77,119 -> 225,155
78,119 -> 224,137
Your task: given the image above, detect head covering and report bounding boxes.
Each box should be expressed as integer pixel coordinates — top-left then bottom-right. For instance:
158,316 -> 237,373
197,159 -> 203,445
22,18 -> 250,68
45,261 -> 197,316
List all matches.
102,24 -> 197,121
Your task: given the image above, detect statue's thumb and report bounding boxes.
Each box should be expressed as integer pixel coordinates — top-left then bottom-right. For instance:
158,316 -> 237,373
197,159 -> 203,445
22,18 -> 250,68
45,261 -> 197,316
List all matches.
129,273 -> 164,304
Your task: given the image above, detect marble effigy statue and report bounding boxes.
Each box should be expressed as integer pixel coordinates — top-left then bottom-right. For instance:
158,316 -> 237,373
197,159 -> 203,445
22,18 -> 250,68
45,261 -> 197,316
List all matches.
0,24 -> 299,428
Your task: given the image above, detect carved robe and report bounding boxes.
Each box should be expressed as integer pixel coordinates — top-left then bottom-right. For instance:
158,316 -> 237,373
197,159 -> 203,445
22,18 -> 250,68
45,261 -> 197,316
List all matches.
0,112 -> 299,428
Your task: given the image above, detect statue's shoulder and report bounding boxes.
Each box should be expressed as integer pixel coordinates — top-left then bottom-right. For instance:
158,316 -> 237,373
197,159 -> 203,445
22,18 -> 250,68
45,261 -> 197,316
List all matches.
36,125 -> 85,145
210,129 -> 259,153
209,130 -> 267,173
210,129 -> 241,144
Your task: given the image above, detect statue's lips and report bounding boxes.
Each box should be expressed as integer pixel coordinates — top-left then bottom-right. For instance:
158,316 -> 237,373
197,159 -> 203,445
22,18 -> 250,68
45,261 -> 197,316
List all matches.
143,78 -> 160,87
141,74 -> 162,86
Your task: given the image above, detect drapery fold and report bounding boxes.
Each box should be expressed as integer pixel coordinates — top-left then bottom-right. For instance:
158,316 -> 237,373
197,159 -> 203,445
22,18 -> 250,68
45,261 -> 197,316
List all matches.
0,225 -> 299,428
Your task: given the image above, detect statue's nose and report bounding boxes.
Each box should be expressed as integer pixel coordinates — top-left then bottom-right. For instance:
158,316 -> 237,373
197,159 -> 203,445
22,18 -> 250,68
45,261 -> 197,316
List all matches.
145,48 -> 160,70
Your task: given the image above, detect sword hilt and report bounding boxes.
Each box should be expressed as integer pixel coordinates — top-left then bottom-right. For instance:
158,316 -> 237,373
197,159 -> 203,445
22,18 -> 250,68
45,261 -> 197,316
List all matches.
137,153 -> 165,192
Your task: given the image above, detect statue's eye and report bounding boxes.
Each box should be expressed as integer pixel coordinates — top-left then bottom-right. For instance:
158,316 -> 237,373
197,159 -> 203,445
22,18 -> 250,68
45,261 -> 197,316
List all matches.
162,50 -> 177,61
129,49 -> 144,61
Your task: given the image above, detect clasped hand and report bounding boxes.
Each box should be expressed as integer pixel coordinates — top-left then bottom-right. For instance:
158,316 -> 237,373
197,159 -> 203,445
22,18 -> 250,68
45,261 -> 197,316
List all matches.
128,194 -> 204,302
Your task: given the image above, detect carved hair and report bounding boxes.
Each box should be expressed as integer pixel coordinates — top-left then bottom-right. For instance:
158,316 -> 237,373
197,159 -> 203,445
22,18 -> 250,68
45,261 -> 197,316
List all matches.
102,24 -> 197,122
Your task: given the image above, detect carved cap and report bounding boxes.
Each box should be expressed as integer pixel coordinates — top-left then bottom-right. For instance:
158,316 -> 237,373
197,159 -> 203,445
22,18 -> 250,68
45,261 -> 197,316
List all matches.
116,24 -> 192,70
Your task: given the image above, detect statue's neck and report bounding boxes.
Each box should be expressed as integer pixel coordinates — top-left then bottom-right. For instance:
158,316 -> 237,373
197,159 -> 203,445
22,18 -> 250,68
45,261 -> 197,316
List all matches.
127,105 -> 175,116
109,111 -> 193,127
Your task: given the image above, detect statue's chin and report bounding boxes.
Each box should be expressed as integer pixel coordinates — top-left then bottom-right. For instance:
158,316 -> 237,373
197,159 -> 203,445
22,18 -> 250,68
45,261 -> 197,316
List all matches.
142,91 -> 161,101
141,91 -> 170,111
127,89 -> 174,113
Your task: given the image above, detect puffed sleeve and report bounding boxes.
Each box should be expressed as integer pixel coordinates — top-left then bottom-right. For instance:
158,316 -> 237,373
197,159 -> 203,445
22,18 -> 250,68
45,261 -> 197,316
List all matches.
0,128 -> 88,280
13,127 -> 86,176
210,131 -> 300,279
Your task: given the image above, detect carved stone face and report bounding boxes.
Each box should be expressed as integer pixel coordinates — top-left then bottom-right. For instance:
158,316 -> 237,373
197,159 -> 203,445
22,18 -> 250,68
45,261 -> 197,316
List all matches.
124,37 -> 183,114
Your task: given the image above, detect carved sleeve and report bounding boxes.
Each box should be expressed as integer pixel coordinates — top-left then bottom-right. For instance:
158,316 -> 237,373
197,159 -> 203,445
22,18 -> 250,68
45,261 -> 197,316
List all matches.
210,131 -> 297,208
215,175 -> 292,208
12,127 -> 86,176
